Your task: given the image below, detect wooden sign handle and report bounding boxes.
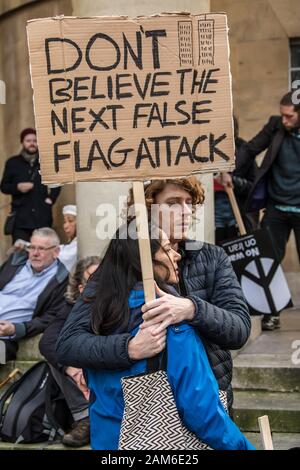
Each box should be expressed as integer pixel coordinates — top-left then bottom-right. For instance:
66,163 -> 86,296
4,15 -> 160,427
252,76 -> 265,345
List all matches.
258,415 -> 274,450
0,368 -> 21,390
132,182 -> 156,303
225,186 -> 247,236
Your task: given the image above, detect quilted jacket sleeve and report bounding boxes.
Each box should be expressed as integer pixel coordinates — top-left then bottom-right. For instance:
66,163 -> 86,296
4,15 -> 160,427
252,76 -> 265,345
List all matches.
188,247 -> 251,350
55,282 -> 134,370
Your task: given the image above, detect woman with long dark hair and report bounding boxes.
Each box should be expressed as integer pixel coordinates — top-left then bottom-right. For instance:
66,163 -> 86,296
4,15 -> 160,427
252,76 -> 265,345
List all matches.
86,224 -> 254,450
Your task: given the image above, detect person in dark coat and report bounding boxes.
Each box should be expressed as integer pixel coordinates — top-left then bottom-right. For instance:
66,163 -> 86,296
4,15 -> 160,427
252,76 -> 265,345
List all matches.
39,256 -> 100,448
214,116 -> 258,243
236,91 -> 300,330
0,228 -> 68,363
56,178 -> 251,414
0,128 -> 61,243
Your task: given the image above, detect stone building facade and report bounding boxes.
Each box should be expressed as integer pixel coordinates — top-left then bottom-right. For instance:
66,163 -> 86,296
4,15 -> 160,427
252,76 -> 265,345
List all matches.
0,0 -> 299,279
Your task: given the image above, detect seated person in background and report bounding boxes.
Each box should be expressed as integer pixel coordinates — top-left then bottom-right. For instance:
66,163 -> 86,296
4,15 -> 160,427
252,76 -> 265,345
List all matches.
59,205 -> 78,272
0,227 -> 68,364
39,256 -> 100,448
6,205 -> 77,271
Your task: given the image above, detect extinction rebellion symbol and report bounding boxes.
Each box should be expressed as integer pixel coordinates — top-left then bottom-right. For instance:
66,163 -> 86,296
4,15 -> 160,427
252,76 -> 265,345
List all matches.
241,257 -> 291,314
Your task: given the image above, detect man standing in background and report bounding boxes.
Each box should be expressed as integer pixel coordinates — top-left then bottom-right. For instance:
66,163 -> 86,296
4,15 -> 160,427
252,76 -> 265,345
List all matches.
0,128 -> 61,243
237,92 -> 300,330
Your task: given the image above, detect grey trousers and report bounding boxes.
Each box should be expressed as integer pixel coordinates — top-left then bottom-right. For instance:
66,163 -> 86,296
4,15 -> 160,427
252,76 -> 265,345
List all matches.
50,365 -> 89,422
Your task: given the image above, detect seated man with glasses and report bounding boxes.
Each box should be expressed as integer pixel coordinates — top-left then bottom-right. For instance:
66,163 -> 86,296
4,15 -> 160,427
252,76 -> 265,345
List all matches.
0,227 -> 69,364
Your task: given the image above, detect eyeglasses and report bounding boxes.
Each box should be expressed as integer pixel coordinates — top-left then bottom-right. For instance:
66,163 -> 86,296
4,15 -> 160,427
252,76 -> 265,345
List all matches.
28,245 -> 57,253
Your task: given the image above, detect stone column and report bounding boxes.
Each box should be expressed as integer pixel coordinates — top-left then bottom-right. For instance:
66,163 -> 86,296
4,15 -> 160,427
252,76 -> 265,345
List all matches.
71,0 -> 212,258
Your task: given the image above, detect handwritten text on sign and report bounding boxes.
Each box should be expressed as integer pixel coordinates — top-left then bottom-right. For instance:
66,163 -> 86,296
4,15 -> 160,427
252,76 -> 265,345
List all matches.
27,14 -> 234,183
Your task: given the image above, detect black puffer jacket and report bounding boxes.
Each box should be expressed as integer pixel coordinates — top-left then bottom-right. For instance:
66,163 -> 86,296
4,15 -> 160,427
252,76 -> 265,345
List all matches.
56,242 -> 250,408
178,242 -> 251,407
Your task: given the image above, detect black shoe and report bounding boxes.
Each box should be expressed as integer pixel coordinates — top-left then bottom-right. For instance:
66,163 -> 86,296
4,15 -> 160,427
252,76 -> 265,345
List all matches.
262,316 -> 275,331
262,316 -> 281,331
62,417 -> 90,448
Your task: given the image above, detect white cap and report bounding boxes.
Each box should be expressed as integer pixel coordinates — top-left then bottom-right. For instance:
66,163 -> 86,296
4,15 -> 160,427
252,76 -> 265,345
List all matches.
62,205 -> 77,217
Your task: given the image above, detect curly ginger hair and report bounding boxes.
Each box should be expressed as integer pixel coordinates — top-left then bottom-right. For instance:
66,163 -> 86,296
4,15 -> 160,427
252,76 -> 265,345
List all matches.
125,177 -> 205,220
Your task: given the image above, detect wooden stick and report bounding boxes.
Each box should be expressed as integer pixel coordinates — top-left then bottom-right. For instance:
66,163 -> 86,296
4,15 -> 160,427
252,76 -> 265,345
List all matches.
132,182 -> 156,303
258,415 -> 274,450
225,186 -> 247,236
0,368 -> 21,390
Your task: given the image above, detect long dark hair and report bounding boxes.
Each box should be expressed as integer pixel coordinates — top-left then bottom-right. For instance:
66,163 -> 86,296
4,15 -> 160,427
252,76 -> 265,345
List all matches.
91,224 -> 171,335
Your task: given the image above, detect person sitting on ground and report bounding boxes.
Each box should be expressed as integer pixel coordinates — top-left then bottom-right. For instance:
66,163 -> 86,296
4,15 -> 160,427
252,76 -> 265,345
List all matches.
69,224 -> 254,450
0,227 -> 68,364
39,256 -> 100,448
59,205 -> 78,272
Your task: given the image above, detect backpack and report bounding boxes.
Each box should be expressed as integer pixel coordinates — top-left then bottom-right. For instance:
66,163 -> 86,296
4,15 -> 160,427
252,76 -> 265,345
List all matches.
0,361 -> 73,444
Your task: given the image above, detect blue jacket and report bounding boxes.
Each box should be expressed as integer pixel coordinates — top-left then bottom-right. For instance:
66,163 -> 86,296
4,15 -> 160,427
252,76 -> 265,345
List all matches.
87,286 -> 255,451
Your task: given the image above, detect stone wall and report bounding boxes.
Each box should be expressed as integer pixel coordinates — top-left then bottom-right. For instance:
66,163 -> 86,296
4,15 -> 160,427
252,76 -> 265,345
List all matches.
0,0 -> 74,263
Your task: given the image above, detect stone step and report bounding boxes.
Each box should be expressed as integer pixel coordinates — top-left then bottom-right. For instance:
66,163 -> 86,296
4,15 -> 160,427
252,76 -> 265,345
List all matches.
233,356 -> 300,392
0,435 -> 299,451
233,310 -> 300,394
0,441 -> 90,450
17,335 -> 43,361
244,432 -> 300,451
0,336 -> 44,382
285,272 -> 300,308
233,390 -> 300,433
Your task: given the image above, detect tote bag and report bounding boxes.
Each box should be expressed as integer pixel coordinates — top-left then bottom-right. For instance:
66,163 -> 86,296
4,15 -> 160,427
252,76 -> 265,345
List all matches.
119,351 -> 227,450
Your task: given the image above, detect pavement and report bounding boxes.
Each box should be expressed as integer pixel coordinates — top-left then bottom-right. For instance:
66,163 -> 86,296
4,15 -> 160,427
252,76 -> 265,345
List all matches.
233,307 -> 300,450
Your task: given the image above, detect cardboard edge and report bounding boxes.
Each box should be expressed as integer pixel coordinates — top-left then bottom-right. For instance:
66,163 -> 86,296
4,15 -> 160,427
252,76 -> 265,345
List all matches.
26,11 -> 228,24
29,11 -> 234,186
223,13 -> 235,162
41,162 -> 236,185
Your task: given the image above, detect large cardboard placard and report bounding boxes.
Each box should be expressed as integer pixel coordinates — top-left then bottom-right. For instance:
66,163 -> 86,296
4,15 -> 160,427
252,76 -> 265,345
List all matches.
27,13 -> 234,184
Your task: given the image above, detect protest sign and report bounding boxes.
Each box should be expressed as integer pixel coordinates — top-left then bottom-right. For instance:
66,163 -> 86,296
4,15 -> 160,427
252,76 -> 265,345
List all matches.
27,13 -> 234,184
222,229 -> 293,316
